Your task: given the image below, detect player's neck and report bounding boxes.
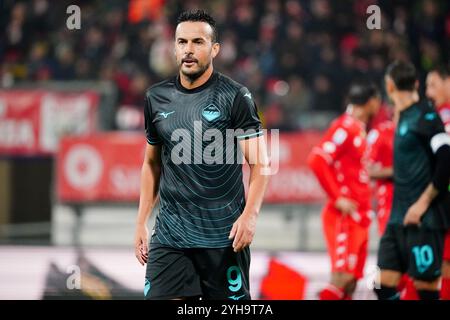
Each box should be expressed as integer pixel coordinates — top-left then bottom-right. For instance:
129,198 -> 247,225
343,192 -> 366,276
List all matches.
179,66 -> 214,90
436,98 -> 449,109
393,91 -> 419,112
346,105 -> 370,124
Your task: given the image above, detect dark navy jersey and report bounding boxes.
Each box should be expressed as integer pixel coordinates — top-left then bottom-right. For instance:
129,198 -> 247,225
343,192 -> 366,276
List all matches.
390,100 -> 450,229
144,71 -> 263,248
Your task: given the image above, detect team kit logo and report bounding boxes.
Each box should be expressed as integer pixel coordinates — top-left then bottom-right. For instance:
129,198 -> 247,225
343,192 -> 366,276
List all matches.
202,104 -> 221,122
156,104 -> 278,175
398,122 -> 408,136
158,111 -> 175,119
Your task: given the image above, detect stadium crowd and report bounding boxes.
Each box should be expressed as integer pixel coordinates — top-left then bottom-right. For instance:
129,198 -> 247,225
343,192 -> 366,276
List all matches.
1,0 -> 449,130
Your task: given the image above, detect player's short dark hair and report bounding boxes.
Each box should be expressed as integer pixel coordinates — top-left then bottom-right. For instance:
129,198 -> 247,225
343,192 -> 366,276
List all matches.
176,10 -> 218,43
348,79 -> 379,105
385,60 -> 417,91
429,64 -> 450,79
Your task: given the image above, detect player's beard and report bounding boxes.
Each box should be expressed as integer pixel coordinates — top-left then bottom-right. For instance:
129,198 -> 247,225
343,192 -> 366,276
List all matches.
179,59 -> 211,83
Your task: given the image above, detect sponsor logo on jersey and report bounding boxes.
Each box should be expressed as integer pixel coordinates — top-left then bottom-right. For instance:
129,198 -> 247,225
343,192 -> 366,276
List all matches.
158,111 -> 175,119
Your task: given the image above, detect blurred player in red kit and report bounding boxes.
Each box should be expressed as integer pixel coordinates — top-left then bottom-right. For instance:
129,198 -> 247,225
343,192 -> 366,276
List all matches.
426,66 -> 450,300
366,119 -> 395,236
308,80 -> 380,300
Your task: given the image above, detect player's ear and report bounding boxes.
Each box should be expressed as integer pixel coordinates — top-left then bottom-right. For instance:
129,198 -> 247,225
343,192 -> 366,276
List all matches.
211,42 -> 220,59
385,76 -> 395,95
414,79 -> 419,91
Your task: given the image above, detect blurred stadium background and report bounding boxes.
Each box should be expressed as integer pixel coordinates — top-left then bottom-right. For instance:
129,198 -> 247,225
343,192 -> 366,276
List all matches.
0,0 -> 449,300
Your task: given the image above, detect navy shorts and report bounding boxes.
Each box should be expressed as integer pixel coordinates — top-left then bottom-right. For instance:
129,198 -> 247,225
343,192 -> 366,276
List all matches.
377,225 -> 444,281
144,245 -> 251,300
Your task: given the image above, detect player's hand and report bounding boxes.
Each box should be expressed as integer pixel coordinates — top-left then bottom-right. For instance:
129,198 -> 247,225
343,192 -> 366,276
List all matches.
334,197 -> 358,215
134,224 -> 149,266
403,200 -> 428,226
229,213 -> 257,253
366,162 -> 381,179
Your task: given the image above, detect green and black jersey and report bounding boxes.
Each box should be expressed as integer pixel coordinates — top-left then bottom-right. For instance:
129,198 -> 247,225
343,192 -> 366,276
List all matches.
144,71 -> 263,248
389,100 -> 450,229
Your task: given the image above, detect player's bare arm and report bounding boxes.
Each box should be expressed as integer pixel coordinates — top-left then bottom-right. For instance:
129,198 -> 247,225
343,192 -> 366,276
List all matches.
404,132 -> 450,226
307,151 -> 357,215
403,183 -> 439,226
229,135 -> 270,252
135,143 -> 162,265
367,164 -> 393,180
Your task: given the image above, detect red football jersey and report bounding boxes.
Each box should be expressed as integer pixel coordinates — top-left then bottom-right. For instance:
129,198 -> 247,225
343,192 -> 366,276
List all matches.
367,121 -> 394,169
437,102 -> 450,133
438,104 -> 450,265
309,113 -> 372,226
366,120 -> 395,235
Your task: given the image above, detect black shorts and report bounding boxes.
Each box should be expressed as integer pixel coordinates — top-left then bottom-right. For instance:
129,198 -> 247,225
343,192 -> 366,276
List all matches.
144,245 -> 251,300
377,224 -> 445,281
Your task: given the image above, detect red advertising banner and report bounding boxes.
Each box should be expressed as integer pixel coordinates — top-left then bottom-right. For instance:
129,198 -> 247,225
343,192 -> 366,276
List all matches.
57,132 -> 326,203
262,131 -> 325,203
0,90 -> 99,156
57,133 -> 146,202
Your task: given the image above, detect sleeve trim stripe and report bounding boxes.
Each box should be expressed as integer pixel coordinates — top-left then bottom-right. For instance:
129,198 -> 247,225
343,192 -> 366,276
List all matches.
147,138 -> 162,145
430,132 -> 450,153
312,147 -> 333,164
236,131 -> 264,139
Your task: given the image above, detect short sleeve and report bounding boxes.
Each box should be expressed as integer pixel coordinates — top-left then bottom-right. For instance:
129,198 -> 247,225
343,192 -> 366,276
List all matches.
144,95 -> 162,145
231,87 -> 263,140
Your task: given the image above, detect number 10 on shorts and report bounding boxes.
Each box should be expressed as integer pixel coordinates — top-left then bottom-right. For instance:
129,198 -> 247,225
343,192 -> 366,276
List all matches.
412,245 -> 434,274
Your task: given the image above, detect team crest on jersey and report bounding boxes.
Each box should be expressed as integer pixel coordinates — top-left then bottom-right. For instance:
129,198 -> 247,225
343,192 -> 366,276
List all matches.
399,122 -> 408,136
202,104 -> 221,121
424,112 -> 436,121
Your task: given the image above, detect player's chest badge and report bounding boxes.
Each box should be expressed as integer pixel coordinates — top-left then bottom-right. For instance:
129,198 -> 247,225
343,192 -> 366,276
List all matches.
202,104 -> 221,121
398,122 -> 408,136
